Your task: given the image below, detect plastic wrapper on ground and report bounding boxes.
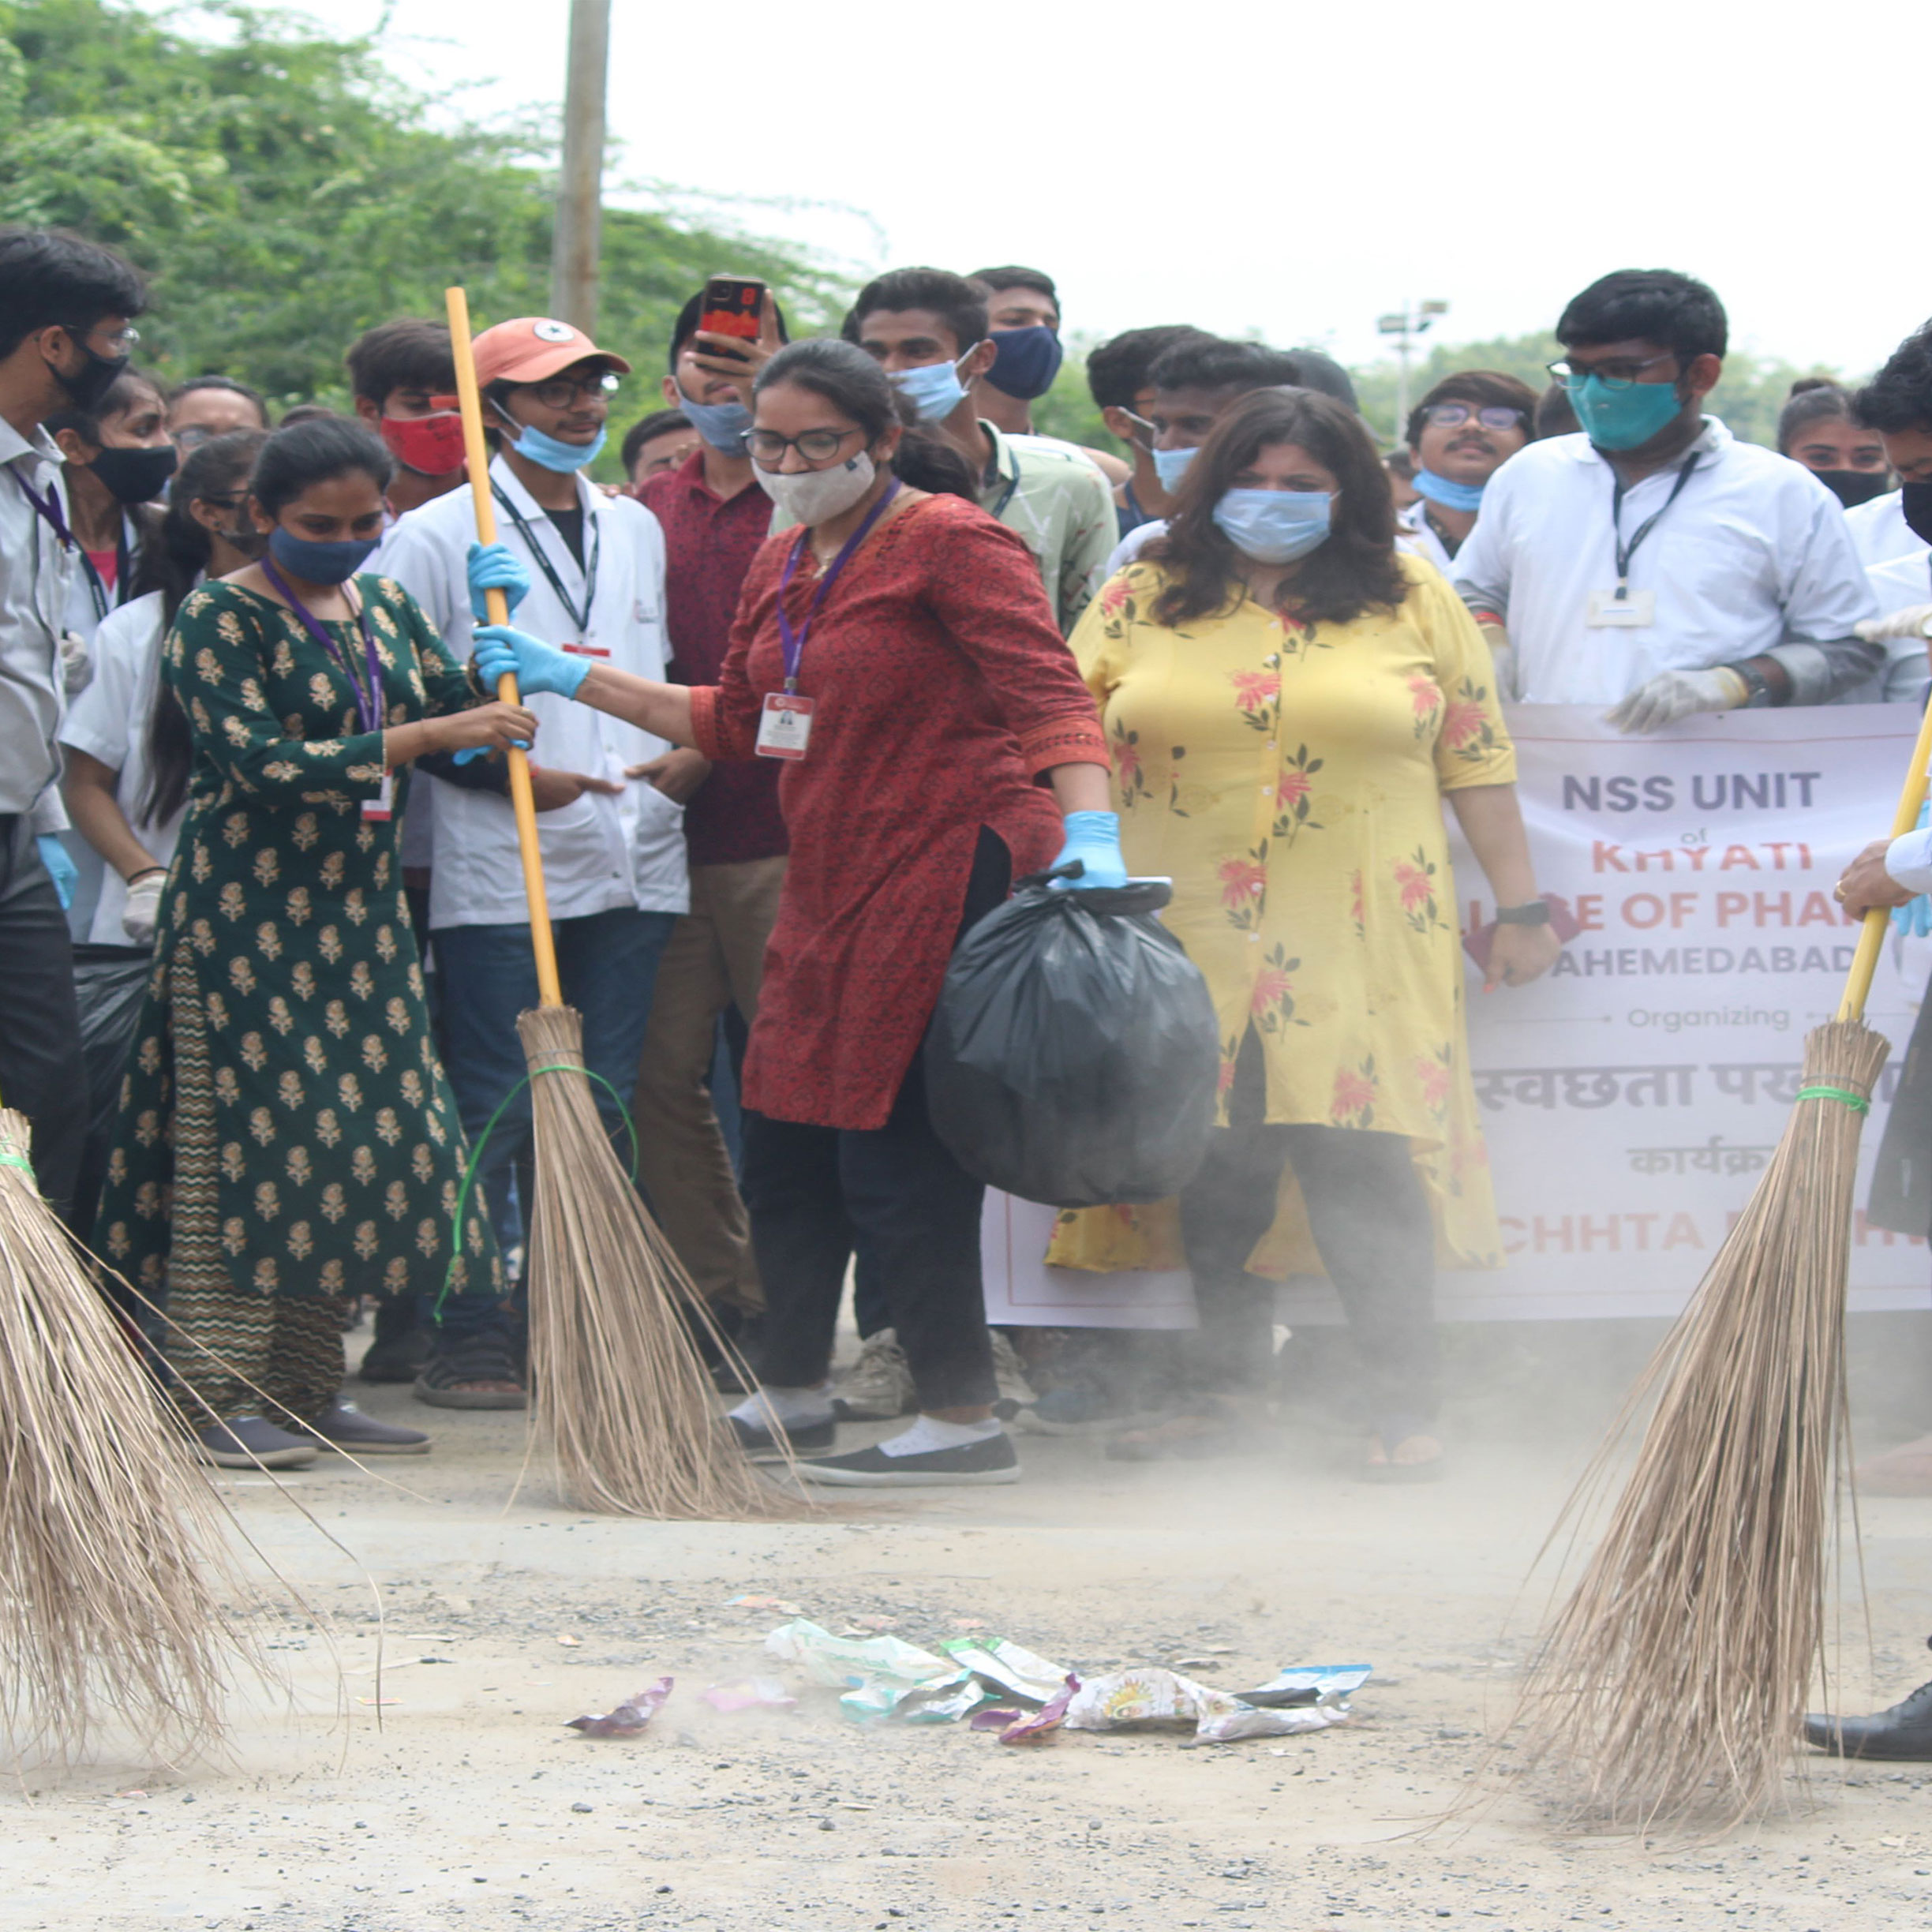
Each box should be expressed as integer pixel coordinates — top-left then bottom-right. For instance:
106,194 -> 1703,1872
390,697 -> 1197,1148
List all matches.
938,1634 -> 1068,1705
1234,1664 -> 1373,1709
700,1677 -> 796,1713
764,1617 -> 968,1723
566,1676 -> 672,1737
1063,1668 -> 1354,1744
972,1674 -> 1080,1744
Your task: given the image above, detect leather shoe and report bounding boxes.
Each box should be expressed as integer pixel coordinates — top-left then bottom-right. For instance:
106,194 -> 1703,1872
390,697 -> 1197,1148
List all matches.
1803,1676 -> 1932,1758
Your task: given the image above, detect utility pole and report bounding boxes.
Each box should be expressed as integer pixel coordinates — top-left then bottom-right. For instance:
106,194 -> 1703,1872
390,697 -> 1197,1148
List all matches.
550,0 -> 610,334
1376,298 -> 1449,447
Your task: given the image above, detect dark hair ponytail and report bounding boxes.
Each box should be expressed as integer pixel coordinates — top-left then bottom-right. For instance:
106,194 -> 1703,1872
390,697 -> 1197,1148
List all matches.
249,415 -> 393,517
133,429 -> 270,828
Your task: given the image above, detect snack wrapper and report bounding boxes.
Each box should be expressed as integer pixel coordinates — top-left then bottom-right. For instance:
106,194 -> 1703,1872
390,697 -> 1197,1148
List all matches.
938,1635 -> 1069,1705
765,1618 -> 971,1723
1233,1664 -> 1372,1709
1063,1668 -> 1352,1744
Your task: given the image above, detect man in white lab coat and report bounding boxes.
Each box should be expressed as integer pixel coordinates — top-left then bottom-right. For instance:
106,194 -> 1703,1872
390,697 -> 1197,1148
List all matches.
1454,269 -> 1880,728
378,315 -> 687,1410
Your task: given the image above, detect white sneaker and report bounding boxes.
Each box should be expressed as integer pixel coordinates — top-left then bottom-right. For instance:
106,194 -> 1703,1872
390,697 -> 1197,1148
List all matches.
831,1328 -> 916,1421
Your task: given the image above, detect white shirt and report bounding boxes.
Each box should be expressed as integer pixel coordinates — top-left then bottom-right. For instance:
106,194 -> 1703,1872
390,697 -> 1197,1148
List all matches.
1830,491 -> 1932,705
1845,489 -> 1928,576
375,458 -> 687,929
1451,420 -> 1878,704
1103,517 -> 1164,579
1396,498 -> 1457,577
0,418 -> 76,814
61,510 -> 141,650
57,590 -> 186,942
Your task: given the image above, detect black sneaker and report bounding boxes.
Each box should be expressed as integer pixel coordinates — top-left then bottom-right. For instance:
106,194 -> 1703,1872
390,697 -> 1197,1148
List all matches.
727,1411 -> 837,1462
1804,1676 -> 1932,1759
795,1430 -> 1020,1488
358,1329 -> 431,1384
192,1415 -> 319,1470
310,1399 -> 432,1456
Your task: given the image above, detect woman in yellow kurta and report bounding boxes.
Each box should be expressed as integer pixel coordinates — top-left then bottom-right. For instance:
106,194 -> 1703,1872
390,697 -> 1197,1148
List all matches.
1053,387 -> 1558,1477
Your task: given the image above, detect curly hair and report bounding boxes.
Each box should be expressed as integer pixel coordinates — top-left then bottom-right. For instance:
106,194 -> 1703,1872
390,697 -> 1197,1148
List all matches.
1855,322 -> 1932,436
1148,388 -> 1406,629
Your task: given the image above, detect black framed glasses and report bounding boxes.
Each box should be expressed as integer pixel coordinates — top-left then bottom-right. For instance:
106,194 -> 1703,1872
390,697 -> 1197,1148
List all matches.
60,319 -> 140,354
1422,402 -> 1527,431
747,427 -> 863,466
1546,353 -> 1675,392
526,371 -> 620,409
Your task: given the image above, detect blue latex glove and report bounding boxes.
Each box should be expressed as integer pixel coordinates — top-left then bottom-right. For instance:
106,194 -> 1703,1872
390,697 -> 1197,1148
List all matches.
36,833 -> 76,909
1048,811 -> 1128,890
466,541 -> 530,623
1895,799 -> 1932,937
471,623 -> 586,700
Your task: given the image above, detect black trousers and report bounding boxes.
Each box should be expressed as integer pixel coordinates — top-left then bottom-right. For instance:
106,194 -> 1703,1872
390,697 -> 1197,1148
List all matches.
743,830 -> 1010,1413
1180,1030 -> 1440,1435
0,814 -> 86,1224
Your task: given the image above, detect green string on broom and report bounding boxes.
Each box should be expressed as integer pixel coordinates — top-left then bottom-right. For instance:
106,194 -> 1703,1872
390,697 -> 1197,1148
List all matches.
432,1061 -> 642,1324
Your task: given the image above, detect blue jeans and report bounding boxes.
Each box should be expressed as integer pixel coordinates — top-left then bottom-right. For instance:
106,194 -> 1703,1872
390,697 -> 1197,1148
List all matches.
432,906 -> 674,1339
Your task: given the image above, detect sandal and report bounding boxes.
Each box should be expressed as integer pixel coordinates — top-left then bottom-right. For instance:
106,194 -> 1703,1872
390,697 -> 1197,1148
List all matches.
413,1334 -> 528,1411
1361,1427 -> 1444,1484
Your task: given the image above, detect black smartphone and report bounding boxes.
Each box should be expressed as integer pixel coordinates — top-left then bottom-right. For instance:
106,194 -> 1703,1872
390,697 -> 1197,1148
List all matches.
698,275 -> 766,364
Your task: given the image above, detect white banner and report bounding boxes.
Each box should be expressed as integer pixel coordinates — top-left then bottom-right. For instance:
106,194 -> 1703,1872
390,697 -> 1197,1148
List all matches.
1282,703 -> 1932,1323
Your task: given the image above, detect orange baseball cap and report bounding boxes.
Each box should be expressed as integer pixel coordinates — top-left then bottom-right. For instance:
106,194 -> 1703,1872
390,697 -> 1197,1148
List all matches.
471,316 -> 632,388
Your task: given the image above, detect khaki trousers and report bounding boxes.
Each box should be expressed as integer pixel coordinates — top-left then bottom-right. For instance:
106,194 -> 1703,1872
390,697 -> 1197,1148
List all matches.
635,856 -> 787,1312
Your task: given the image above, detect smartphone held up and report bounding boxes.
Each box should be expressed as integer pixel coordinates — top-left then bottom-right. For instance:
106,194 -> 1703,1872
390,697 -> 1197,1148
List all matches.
699,276 -> 766,364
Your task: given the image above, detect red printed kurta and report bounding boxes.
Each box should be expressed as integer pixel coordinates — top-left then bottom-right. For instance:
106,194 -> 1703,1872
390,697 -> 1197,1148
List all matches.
689,492 -> 1108,1130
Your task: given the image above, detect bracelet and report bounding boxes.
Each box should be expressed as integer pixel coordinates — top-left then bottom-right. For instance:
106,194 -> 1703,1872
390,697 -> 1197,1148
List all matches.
1494,900 -> 1551,926
126,865 -> 167,884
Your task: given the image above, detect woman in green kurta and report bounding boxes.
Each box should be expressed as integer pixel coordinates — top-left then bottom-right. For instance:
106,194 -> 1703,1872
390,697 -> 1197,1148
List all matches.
95,418 -> 539,1469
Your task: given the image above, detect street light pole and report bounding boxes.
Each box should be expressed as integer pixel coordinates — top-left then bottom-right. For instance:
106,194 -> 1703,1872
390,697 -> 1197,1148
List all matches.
1376,298 -> 1450,447
550,0 -> 610,334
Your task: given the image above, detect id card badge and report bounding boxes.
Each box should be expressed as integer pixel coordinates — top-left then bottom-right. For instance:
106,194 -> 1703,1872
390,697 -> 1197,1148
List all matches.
362,773 -> 395,822
1587,587 -> 1657,628
756,691 -> 815,761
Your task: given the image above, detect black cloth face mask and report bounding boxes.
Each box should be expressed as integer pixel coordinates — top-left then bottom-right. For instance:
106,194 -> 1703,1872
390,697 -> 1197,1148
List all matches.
87,442 -> 178,506
1811,467 -> 1892,511
1902,479 -> 1932,548
51,333 -> 131,413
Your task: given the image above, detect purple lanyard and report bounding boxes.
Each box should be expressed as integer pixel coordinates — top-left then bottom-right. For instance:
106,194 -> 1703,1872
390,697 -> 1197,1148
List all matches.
260,556 -> 385,733
773,479 -> 900,693
10,467 -> 73,549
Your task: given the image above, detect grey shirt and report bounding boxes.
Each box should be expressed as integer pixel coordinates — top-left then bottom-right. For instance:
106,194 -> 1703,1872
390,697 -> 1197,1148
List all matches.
0,417 -> 74,814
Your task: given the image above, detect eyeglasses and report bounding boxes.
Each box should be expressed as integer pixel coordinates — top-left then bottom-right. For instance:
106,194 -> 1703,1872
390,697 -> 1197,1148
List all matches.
746,427 -> 863,466
1422,402 -> 1526,431
526,371 -> 620,409
1118,410 -> 1159,453
60,320 -> 140,354
1547,353 -> 1676,391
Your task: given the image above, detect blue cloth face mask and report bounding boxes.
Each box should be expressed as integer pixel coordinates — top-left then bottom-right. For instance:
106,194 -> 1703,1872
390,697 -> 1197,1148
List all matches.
1211,487 -> 1333,565
984,326 -> 1065,402
1151,444 -> 1197,492
1566,375 -> 1685,452
506,420 -> 608,472
268,526 -> 380,586
889,355 -> 972,423
680,394 -> 753,454
1412,467 -> 1487,513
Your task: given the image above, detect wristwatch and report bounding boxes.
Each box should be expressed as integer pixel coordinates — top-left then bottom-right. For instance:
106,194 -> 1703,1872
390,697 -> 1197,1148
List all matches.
1494,900 -> 1551,926
1722,659 -> 1774,707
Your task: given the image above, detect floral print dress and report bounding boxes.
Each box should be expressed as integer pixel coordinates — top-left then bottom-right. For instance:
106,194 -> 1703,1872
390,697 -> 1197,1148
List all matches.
1048,553 -> 1515,1274
95,576 -> 503,1308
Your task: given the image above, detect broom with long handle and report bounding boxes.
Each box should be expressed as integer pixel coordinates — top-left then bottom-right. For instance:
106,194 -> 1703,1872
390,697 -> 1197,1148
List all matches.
1509,697 -> 1932,1831
444,287 -> 780,1518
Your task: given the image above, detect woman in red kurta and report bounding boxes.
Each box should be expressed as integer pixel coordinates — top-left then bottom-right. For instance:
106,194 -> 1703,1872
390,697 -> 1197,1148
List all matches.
472,339 -> 1118,1487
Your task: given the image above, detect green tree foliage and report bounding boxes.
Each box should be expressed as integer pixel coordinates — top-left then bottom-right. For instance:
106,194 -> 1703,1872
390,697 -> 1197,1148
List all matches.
0,0 -> 847,410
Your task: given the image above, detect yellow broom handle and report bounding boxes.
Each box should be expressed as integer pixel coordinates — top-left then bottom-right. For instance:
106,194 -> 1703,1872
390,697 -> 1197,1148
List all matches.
444,286 -> 564,1009
1838,691 -> 1932,1023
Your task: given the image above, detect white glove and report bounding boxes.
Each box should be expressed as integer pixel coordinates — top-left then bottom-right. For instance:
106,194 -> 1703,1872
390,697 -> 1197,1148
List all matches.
122,870 -> 165,945
1606,665 -> 1750,735
58,628 -> 91,695
1855,604 -> 1932,643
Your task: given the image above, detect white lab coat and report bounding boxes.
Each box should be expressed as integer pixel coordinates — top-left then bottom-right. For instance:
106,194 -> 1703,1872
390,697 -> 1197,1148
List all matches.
375,459 -> 687,930
1452,420 -> 1878,704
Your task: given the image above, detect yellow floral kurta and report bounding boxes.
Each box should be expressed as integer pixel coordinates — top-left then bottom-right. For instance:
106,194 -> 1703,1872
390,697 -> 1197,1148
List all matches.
1049,553 -> 1515,1275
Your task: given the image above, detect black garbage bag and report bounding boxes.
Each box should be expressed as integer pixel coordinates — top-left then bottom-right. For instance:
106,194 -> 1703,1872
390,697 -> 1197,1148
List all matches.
71,942 -> 154,1237
924,871 -> 1220,1208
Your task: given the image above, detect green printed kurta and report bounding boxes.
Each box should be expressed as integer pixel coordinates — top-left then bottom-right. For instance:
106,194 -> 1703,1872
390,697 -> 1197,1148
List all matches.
95,575 -> 503,1305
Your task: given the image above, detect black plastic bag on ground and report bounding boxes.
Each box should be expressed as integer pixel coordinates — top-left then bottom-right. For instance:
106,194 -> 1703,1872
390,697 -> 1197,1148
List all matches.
924,871 -> 1220,1208
72,942 -> 153,1237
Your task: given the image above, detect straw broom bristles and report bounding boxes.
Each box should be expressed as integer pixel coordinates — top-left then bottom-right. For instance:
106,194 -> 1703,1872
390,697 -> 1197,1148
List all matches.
517,1005 -> 791,1519
0,1109 -> 253,1763
1507,1018 -> 1887,1829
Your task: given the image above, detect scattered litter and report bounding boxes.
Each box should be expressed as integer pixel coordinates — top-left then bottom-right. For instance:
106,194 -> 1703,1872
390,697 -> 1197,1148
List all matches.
1062,1668 -> 1347,1744
972,1675 -> 1080,1744
701,1678 -> 797,1713
726,1594 -> 803,1615
556,1634 -> 582,1648
940,1635 -> 1067,1705
1233,1665 -> 1372,1709
764,1618 -> 973,1723
567,1677 -> 672,1738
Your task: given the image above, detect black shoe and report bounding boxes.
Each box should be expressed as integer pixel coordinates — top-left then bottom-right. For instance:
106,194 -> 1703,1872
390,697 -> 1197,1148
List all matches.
311,1399 -> 432,1455
1804,1677 -> 1932,1758
414,1335 -> 528,1411
727,1411 -> 837,1462
795,1430 -> 1020,1488
192,1415 -> 319,1470
358,1330 -> 432,1383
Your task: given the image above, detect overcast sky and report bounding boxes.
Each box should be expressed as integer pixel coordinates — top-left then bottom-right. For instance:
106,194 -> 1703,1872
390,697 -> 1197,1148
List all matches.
365,0 -> 1923,376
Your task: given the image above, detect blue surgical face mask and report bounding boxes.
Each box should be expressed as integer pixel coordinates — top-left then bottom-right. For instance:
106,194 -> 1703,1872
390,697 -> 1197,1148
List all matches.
889,354 -> 973,424
1412,467 -> 1488,513
984,325 -> 1064,402
1211,487 -> 1333,565
1151,444 -> 1197,492
268,526 -> 380,586
680,393 -> 753,455
1566,375 -> 1686,452
505,419 -> 608,472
